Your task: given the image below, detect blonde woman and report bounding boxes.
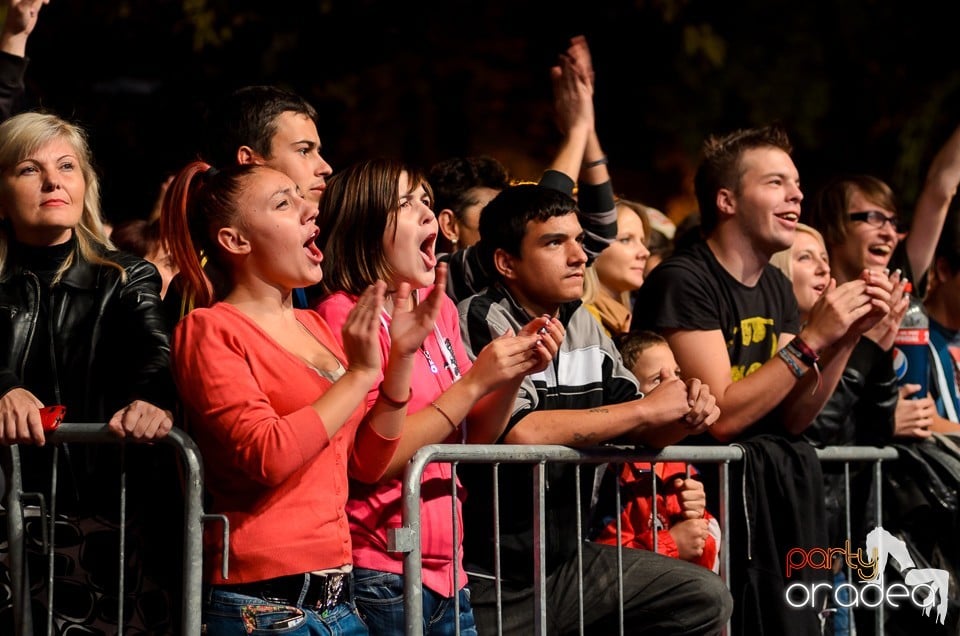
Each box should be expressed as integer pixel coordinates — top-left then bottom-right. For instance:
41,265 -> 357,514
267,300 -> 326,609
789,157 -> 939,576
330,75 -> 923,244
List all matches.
0,111 -> 176,632
582,198 -> 652,336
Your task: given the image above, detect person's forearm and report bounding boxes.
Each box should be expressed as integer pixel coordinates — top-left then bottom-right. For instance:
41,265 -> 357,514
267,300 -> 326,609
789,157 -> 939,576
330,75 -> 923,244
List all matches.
622,419 -> 689,448
363,351 -> 417,440
781,335 -> 858,435
0,32 -> 27,58
579,128 -> 609,186
546,121 -> 590,182
907,123 -> 960,277
376,373 -> 487,480
704,362 -> 802,442
505,399 -> 664,447
464,375 -> 522,444
311,368 -> 379,438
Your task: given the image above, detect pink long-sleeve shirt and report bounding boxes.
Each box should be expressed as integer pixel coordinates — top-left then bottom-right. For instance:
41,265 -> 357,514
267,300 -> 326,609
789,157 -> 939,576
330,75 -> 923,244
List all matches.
315,287 -> 473,597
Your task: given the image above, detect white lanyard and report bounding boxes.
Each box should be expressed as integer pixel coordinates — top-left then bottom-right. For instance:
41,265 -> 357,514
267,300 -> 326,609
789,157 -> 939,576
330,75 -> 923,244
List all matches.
378,290 -> 461,382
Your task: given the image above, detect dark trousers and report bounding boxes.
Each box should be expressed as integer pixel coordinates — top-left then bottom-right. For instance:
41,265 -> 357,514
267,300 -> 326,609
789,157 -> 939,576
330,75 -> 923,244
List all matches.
468,542 -> 731,635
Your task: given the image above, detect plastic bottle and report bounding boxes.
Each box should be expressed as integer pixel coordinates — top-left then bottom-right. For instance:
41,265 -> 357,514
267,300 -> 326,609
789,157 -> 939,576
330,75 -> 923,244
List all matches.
892,282 -> 930,398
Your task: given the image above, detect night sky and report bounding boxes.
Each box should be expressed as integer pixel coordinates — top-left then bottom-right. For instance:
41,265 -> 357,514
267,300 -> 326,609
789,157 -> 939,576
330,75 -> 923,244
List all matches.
13,1 -> 960,225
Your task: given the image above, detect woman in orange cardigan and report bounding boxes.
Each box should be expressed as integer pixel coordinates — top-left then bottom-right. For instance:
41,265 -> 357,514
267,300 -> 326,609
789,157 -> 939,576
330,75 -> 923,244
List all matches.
162,161 -> 445,634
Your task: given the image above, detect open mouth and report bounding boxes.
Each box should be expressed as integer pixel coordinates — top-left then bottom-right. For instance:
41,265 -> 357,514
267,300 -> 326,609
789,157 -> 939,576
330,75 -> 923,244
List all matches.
419,233 -> 437,269
868,244 -> 892,256
776,212 -> 800,223
303,229 -> 323,264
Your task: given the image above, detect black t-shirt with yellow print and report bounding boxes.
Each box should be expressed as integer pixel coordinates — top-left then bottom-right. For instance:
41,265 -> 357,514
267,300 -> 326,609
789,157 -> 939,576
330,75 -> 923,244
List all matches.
631,238 -> 801,438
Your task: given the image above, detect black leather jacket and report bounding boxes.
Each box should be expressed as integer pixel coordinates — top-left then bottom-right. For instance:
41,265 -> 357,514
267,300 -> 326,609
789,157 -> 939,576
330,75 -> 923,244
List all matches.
0,244 -> 183,620
805,337 -> 897,449
805,337 -> 897,545
0,245 -> 175,420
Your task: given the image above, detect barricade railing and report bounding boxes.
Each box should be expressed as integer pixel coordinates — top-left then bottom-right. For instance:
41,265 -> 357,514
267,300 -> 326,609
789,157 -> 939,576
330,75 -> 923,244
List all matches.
1,430 -> 903,636
816,445 -> 899,636
393,443 -> 900,636
1,423 -> 208,635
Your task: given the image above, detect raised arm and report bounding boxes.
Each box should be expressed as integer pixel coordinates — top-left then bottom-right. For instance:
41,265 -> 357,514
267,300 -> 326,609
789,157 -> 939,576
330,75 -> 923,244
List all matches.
442,36 -> 613,301
905,122 -> 960,281
0,0 -> 47,57
0,0 -> 48,120
545,45 -> 593,182
542,35 -> 616,261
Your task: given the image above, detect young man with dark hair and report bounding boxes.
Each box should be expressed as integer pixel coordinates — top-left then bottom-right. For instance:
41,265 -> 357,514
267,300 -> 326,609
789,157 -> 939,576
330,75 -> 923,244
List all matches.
457,183 -> 731,635
165,84 -> 333,316
200,85 -> 332,209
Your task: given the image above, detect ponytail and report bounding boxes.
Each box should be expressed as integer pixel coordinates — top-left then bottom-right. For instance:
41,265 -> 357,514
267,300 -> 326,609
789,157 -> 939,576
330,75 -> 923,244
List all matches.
161,161 -> 253,313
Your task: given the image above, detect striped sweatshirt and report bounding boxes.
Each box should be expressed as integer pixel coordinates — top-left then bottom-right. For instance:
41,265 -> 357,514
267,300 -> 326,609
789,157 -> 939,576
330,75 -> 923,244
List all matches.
456,282 -> 642,583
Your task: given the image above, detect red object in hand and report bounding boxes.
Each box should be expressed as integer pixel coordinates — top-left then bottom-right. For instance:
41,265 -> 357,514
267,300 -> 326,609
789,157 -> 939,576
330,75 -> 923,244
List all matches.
40,405 -> 66,431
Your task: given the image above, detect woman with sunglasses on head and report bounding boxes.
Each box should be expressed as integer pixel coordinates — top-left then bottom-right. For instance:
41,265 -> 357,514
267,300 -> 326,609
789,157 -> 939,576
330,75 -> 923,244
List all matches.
162,160 -> 444,635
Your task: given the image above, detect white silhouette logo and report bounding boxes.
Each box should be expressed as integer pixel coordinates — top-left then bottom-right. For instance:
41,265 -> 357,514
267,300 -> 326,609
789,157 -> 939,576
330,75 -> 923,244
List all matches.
784,526 -> 948,624
865,526 -> 948,625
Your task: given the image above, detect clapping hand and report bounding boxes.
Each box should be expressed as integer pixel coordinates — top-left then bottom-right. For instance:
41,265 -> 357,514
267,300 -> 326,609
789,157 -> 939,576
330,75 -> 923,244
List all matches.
340,280 -> 387,376
863,270 -> 909,350
2,0 -> 49,39
388,263 -> 448,358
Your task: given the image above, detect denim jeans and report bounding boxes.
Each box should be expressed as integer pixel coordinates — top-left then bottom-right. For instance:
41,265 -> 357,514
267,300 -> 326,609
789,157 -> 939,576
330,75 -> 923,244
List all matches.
353,567 -> 477,635
202,587 -> 368,635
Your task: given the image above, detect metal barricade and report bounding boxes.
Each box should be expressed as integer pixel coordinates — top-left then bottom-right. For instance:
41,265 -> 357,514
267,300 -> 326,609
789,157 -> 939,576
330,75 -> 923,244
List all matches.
392,443 -> 901,636
1,423 -> 206,635
391,444 -> 742,636
1,429 -> 904,636
816,445 -> 899,636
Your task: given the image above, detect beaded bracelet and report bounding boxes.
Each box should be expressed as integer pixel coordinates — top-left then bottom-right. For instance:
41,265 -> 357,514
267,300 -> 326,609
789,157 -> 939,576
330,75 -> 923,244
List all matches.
584,156 -> 608,169
378,386 -> 412,409
430,401 -> 459,431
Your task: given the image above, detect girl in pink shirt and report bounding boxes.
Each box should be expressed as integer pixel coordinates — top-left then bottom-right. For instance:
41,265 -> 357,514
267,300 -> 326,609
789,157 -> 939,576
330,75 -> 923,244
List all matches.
162,161 -> 445,635
312,158 -> 563,635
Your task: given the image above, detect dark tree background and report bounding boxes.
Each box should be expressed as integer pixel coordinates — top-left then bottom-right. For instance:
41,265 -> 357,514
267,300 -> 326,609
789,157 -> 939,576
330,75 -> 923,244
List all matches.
8,0 -> 960,226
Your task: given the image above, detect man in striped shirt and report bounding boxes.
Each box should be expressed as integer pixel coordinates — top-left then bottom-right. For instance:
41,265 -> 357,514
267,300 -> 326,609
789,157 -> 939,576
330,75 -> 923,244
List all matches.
456,183 -> 730,635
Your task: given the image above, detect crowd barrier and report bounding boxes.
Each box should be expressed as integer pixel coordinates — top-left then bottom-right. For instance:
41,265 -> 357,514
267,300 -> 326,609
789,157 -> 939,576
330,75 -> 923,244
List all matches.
0,423 -> 216,635
2,428 -> 901,636
393,443 -> 900,636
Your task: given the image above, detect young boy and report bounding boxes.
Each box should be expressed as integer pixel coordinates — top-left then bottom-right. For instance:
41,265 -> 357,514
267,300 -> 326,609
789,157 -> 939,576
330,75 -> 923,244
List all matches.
593,331 -> 721,573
